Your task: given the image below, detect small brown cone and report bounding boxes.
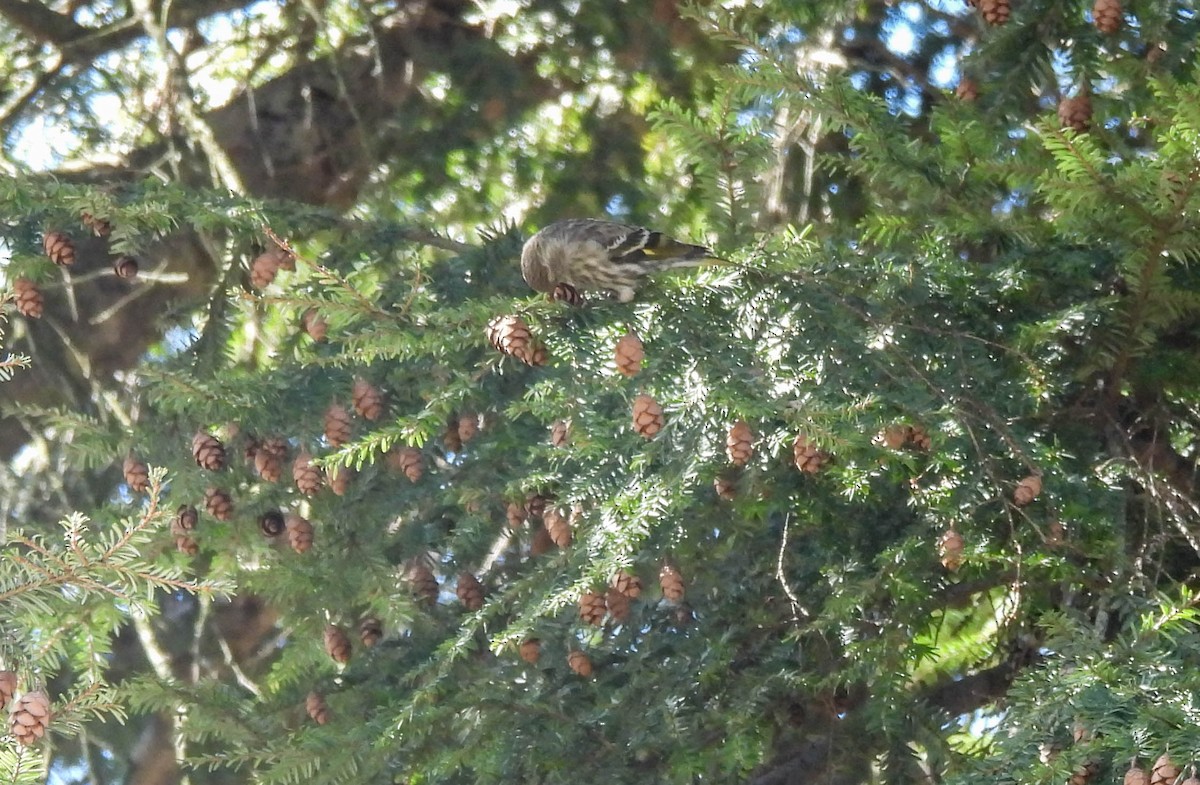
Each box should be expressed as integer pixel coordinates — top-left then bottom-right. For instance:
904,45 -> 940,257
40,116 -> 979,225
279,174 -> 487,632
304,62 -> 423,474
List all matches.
203,487 -> 234,521
1058,95 -> 1092,133
543,507 -> 572,548
726,420 -> 754,466
1093,0 -> 1121,33
112,255 -> 139,279
939,528 -> 965,572
43,231 -> 76,266
259,509 -> 286,537
324,624 -> 352,665
456,572 -> 485,611
285,513 -> 314,553
1071,761 -> 1102,785
301,308 -> 328,341
192,431 -> 226,471
486,314 -> 539,364
12,278 -> 44,319
1014,475 -> 1042,507
955,77 -> 979,102
9,689 -> 51,745
324,402 -> 353,447
881,424 -> 909,450
530,526 -> 555,556
606,587 -> 632,622
519,639 -> 541,664
174,504 -> 199,532
351,378 -> 384,421
292,450 -> 323,495
254,437 -> 287,482
1126,763 -> 1151,785
615,332 -> 644,377
632,394 -> 664,438
908,425 -> 932,451
567,650 -> 593,677
122,455 -> 150,493
174,534 -> 199,556
550,419 -> 571,448
528,344 -> 549,367
659,564 -> 685,602
505,501 -> 527,529
525,493 -> 550,520
714,472 -> 738,500
327,464 -> 354,496
611,570 -> 643,599
552,281 -> 584,305
305,691 -> 330,725
359,616 -> 383,648
579,591 -> 607,626
0,671 -> 17,711
792,434 -> 829,474
457,413 -> 479,444
80,211 -> 112,237
978,0 -> 1010,25
388,447 -> 424,482
1152,755 -> 1179,785
249,247 -> 291,289
407,562 -> 439,605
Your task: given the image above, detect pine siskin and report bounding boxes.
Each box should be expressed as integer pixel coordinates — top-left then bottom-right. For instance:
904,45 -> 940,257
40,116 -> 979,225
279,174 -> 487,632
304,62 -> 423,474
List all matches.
521,219 -> 723,303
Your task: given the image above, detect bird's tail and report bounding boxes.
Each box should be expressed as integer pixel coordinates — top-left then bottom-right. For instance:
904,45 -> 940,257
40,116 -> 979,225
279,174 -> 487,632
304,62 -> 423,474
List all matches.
641,232 -> 730,269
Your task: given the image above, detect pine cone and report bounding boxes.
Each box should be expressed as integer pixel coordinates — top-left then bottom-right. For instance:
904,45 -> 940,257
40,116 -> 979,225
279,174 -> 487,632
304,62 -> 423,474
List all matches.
387,446 -> 424,482
305,691 -> 330,725
457,413 -> 479,444
255,437 -> 288,482
443,421 -> 463,453
615,332 -> 644,377
528,344 -> 549,367
259,509 -> 286,537
43,231 -> 76,266
726,420 -> 754,466
174,504 -> 199,532
977,0 -> 1010,25
407,562 -> 439,605
301,307 -> 327,341
519,639 -> 541,664
530,526 -> 555,556
714,472 -> 738,501
351,377 -> 384,420
80,211 -> 112,237
0,671 -> 17,711
611,570 -> 643,599
908,425 -> 932,451
552,281 -> 584,306
1093,0 -> 1121,33
605,588 -> 632,622
285,513 -> 314,553
1152,755 -> 1178,785
632,394 -> 664,438
659,564 -> 686,602
955,76 -> 979,102
793,434 -> 829,474
485,314 -> 545,365
1058,95 -> 1092,133
1072,761 -> 1102,785
12,278 -> 44,319
579,591 -> 607,626
173,530 -> 199,555
550,419 -> 571,448
456,572 -> 485,611
939,528 -> 965,571
112,255 -> 139,279
249,247 -> 292,289
525,493 -> 550,520
203,487 -> 234,521
1014,474 -> 1042,506
326,464 -> 354,496
881,424 -> 910,450
324,402 -> 353,447
505,501 -> 527,529
192,431 -> 226,471
543,507 -> 572,548
359,616 -> 383,648
9,689 -> 51,745
122,455 -> 151,493
323,624 -> 352,665
292,450 -> 323,495
1126,763 -> 1150,785
567,650 -> 593,677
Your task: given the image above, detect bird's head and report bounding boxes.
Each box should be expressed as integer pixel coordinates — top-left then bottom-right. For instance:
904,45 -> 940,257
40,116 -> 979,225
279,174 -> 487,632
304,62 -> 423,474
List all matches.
520,234 -> 562,293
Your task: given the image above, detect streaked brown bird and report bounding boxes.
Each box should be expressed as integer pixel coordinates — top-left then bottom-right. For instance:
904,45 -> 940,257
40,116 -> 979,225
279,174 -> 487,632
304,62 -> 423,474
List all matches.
521,218 -> 723,303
